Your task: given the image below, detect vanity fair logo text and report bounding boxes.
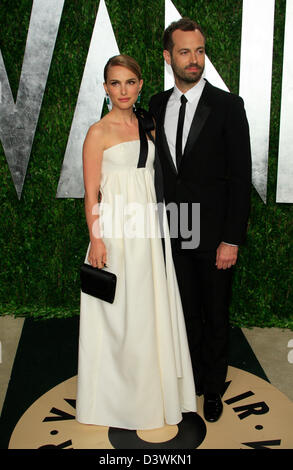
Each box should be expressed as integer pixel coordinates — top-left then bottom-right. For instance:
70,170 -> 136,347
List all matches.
0,0 -> 292,203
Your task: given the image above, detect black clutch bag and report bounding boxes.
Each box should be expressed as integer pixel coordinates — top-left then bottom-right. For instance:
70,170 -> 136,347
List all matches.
80,263 -> 117,304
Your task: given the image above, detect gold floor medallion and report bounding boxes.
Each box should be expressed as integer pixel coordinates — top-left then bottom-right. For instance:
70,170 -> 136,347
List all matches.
8,366 -> 293,449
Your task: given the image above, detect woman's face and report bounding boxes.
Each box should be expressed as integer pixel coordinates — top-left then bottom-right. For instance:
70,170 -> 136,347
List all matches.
104,65 -> 143,110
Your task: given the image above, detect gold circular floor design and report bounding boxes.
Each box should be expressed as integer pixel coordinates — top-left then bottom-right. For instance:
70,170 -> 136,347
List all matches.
8,366 -> 293,449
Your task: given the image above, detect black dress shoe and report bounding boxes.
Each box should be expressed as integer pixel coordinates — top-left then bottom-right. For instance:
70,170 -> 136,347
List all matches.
203,393 -> 223,422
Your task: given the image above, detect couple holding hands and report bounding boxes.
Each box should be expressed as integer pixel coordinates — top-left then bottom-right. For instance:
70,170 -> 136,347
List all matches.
76,18 -> 252,430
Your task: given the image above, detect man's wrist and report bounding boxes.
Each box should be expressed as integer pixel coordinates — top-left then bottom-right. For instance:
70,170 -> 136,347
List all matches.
222,241 -> 238,247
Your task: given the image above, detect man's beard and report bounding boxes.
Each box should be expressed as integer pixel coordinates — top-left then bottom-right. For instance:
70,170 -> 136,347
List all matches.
171,60 -> 204,84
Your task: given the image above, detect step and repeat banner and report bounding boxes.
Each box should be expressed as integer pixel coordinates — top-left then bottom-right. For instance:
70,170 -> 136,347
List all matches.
1,0 -> 292,202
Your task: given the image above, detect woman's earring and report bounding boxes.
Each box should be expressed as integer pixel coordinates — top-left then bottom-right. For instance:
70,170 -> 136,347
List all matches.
105,93 -> 112,111
136,92 -> 141,105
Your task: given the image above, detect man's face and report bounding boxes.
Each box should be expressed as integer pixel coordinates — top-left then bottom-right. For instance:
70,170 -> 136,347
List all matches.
164,29 -> 205,87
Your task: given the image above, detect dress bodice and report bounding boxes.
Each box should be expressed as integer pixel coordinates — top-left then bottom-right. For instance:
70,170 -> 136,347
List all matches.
101,140 -> 155,175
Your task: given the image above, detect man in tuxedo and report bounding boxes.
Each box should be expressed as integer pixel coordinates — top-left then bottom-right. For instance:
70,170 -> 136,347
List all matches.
149,18 -> 251,422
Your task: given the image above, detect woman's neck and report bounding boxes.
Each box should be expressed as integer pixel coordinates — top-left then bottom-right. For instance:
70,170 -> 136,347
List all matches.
109,106 -> 136,126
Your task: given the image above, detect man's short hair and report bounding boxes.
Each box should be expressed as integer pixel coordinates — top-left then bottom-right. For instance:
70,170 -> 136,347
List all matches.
163,17 -> 206,53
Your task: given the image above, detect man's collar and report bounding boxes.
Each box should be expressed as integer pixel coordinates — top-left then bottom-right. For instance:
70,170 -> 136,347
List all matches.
173,76 -> 206,102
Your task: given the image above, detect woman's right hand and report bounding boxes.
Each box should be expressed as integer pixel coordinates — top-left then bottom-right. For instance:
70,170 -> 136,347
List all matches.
88,239 -> 107,269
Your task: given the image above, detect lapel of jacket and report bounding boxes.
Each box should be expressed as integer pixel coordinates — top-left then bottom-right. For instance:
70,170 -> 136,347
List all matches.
156,89 -> 178,175
181,80 -> 211,166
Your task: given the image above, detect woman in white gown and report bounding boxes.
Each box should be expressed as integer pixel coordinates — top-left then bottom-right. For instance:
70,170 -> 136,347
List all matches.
76,55 -> 196,430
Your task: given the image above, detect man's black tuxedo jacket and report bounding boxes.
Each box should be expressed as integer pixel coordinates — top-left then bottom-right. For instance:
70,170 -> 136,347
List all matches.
149,80 -> 252,252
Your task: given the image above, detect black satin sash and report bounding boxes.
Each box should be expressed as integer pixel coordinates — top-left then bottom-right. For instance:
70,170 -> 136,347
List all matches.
135,108 -> 155,168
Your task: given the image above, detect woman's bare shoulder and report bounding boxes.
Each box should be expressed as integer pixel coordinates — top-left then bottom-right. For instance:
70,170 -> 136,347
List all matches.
84,116 -> 111,152
86,117 -> 107,139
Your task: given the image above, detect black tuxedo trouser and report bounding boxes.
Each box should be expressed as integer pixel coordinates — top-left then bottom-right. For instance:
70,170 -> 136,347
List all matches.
172,247 -> 234,395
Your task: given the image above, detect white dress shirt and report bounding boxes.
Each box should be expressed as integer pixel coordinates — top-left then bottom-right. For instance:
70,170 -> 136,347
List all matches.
164,77 -> 237,248
164,77 -> 206,167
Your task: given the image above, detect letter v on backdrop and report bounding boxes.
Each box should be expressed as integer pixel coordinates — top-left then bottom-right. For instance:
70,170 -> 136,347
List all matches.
0,0 -> 292,203
0,0 -> 65,200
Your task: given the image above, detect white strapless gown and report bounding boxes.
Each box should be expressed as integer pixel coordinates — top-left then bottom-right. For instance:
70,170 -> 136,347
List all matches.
76,140 -> 196,430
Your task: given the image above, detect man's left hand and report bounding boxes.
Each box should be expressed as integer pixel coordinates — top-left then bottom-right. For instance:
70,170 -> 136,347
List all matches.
216,242 -> 238,270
